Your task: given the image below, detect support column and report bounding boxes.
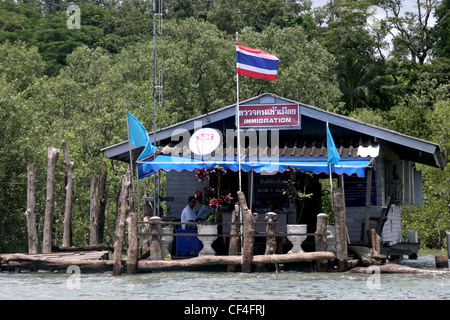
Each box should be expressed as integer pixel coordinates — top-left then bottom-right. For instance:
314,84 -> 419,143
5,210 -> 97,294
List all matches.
227,205 -> 241,272
264,212 -> 277,255
239,191 -> 257,273
25,163 -> 38,254
62,140 -> 74,248
149,216 -> 162,261
315,213 -> 328,272
127,211 -> 138,274
113,169 -> 131,276
43,146 -> 60,253
333,187 -> 348,272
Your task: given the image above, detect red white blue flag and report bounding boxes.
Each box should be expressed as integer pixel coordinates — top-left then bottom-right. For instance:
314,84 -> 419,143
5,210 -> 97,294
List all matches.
236,43 -> 279,81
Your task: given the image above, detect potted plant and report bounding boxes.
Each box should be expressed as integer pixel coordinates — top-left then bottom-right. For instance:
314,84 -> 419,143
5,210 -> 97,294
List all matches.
193,166 -> 233,255
283,168 -> 313,253
194,166 -> 233,223
283,168 -> 313,224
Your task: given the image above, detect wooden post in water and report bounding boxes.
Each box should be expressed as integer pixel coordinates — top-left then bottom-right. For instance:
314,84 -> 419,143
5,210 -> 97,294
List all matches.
315,213 -> 328,272
261,212 -> 278,272
227,205 -> 241,272
113,168 -> 131,276
435,255 -> 449,268
89,174 -> 101,246
333,187 -> 348,272
127,211 -> 139,274
25,163 -> 38,254
140,215 -> 151,258
43,146 -> 60,254
264,212 -> 277,255
98,164 -> 107,243
62,140 -> 74,248
368,229 -> 381,256
149,216 -> 163,260
239,191 -> 257,273
446,231 -> 450,259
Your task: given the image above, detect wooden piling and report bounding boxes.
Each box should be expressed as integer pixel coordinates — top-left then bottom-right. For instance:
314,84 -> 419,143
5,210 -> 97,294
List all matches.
126,211 -> 139,274
368,229 -> 381,255
149,216 -> 163,261
25,163 -> 38,254
113,168 -> 131,276
264,212 -> 277,255
140,215 -> 151,258
62,140 -> 74,248
435,255 -> 449,268
333,187 -> 348,271
446,230 -> 450,259
43,146 -> 60,254
89,174 -> 101,246
227,205 -> 241,272
315,213 -> 328,272
239,191 -> 257,273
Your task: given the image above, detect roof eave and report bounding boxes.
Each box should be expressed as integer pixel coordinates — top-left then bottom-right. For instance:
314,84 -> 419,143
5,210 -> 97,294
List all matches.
101,93 -> 446,169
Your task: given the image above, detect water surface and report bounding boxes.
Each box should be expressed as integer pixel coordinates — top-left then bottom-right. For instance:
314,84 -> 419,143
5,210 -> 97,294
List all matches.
1,250 -> 448,300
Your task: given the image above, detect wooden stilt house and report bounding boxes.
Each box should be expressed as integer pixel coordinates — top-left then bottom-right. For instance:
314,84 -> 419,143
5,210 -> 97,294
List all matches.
102,93 -> 446,256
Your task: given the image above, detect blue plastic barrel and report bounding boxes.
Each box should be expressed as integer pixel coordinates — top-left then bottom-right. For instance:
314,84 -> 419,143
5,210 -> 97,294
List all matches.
175,229 -> 203,256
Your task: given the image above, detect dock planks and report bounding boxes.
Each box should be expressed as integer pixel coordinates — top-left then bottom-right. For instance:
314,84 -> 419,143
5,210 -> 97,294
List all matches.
0,251 -> 112,272
22,251 -> 109,261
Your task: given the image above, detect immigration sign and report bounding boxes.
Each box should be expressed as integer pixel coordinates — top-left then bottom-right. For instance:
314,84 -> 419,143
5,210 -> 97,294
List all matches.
238,104 -> 300,128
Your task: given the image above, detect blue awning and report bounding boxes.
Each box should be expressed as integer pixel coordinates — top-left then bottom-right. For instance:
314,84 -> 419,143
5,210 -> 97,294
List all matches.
137,154 -> 371,179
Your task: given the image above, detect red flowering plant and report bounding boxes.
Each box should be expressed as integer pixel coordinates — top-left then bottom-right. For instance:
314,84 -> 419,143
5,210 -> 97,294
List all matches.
195,168 -> 211,183
194,166 -> 233,223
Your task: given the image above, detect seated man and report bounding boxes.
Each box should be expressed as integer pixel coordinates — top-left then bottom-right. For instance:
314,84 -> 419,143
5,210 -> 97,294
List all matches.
181,196 -> 198,230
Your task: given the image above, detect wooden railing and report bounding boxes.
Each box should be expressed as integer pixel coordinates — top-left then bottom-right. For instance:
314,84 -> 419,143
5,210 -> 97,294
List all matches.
132,191 -> 334,274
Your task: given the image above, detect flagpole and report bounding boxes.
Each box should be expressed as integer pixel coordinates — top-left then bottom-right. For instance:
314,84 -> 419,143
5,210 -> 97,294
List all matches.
236,31 -> 244,259
327,121 -> 334,212
236,31 -> 242,193
126,110 -> 136,210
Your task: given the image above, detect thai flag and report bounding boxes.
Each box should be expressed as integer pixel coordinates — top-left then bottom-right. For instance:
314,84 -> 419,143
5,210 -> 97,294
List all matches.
236,43 -> 279,81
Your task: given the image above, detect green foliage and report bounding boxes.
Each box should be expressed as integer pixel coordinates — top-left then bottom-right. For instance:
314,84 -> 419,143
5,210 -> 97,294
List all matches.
433,0 -> 450,59
206,0 -> 307,34
339,59 -> 377,112
0,1 -> 41,42
158,18 -> 235,121
319,0 -> 380,66
237,24 -> 341,110
0,41 -> 45,92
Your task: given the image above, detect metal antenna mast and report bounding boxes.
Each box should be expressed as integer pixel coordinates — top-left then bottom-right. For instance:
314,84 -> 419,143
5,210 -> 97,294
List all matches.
152,0 -> 163,216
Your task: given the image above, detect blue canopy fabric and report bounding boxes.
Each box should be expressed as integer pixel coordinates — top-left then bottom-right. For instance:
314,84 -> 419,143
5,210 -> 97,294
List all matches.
137,154 -> 370,179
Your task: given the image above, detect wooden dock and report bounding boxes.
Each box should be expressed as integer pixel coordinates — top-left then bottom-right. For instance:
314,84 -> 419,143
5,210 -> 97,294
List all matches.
22,251 -> 109,261
0,251 -> 113,272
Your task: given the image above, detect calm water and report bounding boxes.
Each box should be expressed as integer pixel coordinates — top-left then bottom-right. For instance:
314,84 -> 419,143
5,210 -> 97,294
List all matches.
1,250 -> 448,300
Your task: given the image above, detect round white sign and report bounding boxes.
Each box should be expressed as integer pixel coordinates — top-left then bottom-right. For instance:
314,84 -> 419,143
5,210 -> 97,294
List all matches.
189,128 -> 221,155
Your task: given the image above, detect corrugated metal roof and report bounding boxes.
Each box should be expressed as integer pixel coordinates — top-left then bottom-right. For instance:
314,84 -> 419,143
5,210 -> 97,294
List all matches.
159,135 -> 378,158
101,93 -> 444,168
